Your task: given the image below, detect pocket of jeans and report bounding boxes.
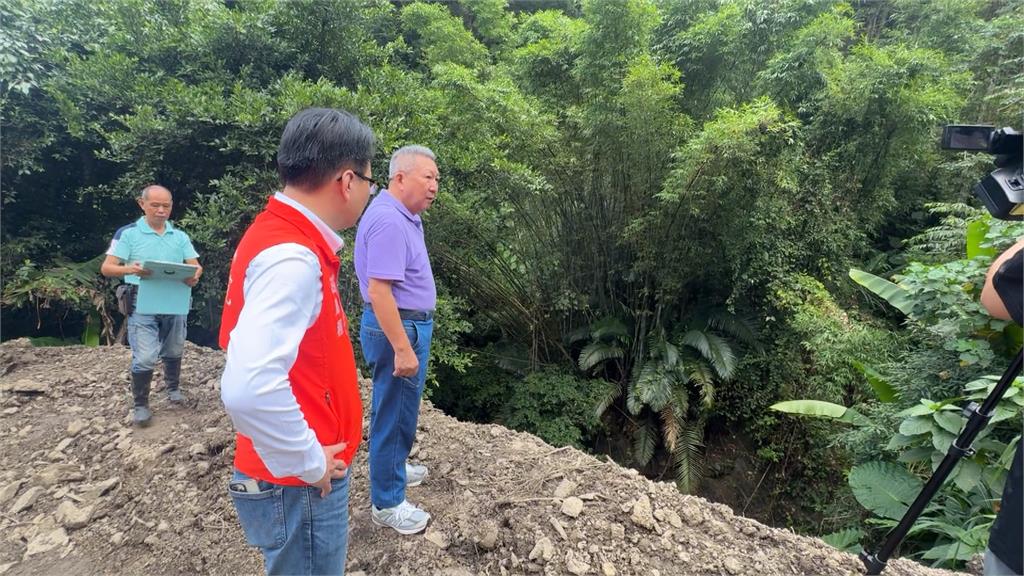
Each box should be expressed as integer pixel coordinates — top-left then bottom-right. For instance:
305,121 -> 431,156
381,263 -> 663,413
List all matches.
228,482 -> 285,549
404,320 -> 419,348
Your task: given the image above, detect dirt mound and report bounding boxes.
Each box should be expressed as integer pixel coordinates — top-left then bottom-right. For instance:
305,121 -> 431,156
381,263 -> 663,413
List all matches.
0,340 -> 962,575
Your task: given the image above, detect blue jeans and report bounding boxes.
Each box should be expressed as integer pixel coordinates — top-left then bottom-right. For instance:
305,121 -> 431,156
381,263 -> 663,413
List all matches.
360,308 -> 433,509
127,313 -> 186,372
228,469 -> 350,576
985,548 -> 1019,576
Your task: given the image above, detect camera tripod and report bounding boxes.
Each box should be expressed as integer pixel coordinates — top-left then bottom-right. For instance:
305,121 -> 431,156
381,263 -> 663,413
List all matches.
860,350 -> 1022,574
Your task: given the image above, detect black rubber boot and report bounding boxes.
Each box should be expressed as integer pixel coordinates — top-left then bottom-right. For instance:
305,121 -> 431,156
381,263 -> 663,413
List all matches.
131,370 -> 153,426
163,357 -> 184,403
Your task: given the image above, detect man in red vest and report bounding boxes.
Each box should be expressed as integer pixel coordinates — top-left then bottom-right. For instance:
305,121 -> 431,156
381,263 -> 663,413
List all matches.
219,107 -> 379,575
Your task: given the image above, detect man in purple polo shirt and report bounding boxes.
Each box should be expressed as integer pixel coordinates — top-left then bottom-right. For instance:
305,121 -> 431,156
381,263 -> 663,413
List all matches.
354,144 -> 439,535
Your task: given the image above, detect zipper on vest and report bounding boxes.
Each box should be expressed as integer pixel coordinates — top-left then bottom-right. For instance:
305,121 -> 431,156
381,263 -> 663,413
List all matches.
325,390 -> 331,405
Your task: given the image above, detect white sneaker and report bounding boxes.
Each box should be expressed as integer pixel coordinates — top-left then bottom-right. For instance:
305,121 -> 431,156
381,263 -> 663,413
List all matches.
371,500 -> 430,535
406,463 -> 428,487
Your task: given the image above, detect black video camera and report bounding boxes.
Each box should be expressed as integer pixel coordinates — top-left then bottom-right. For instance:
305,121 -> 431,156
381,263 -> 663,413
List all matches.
941,125 -> 1023,220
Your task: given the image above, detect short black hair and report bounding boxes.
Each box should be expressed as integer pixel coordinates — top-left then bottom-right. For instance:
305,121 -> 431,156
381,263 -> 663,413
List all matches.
276,107 -> 376,189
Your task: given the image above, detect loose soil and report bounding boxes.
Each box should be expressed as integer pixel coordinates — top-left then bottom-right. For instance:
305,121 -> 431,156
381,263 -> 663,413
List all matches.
0,340 -> 964,575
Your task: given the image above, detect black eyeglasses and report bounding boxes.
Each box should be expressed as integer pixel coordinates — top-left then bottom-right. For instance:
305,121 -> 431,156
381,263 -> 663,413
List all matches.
348,170 -> 381,196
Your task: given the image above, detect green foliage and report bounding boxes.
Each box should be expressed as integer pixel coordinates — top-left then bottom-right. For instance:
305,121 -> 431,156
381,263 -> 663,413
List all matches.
889,215 -> 1024,371
0,0 -> 50,96
770,400 -> 869,426
822,527 -> 864,553
855,373 -> 1023,565
400,2 -> 490,69
2,256 -> 117,344
4,2 -> 1024,566
657,0 -> 831,119
849,461 -> 923,520
849,269 -> 915,315
499,369 -> 606,449
757,4 -> 857,111
585,311 -> 754,493
768,274 -> 901,406
431,358 -> 518,423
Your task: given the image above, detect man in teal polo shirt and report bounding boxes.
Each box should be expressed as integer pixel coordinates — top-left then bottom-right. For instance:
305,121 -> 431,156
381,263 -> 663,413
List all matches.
101,184 -> 202,426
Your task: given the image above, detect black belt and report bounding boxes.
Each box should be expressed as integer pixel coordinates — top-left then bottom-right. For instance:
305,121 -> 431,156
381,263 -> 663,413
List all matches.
398,309 -> 433,321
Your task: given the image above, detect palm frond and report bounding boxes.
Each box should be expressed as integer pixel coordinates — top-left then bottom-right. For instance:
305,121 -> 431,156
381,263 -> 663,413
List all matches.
578,341 -> 624,373
660,405 -> 679,452
566,324 -> 592,345
685,361 -> 715,410
591,316 -> 631,343
632,361 -> 671,412
594,379 -> 623,418
673,423 -> 705,494
686,360 -> 714,386
633,417 -> 658,467
663,340 -> 681,368
490,341 -> 532,375
704,310 -> 761,350
680,329 -> 712,359
698,381 -> 715,411
703,332 -> 736,379
671,386 -> 690,419
626,371 -> 645,415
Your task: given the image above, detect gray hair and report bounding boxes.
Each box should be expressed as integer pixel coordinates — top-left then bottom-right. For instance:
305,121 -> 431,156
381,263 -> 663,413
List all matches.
139,185 -> 171,201
389,145 -> 437,180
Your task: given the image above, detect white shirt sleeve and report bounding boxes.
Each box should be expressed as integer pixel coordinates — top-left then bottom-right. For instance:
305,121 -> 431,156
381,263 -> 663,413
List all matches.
220,243 -> 326,484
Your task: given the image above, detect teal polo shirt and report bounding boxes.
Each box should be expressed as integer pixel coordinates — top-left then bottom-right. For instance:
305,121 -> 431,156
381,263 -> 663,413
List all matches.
106,217 -> 199,285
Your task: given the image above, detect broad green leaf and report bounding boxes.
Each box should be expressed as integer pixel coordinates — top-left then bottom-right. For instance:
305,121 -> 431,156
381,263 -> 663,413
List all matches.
839,408 -> 871,426
899,416 -> 934,436
898,446 -> 934,463
932,411 -> 964,435
849,269 -> 914,315
852,360 -> 896,403
964,378 -> 994,391
770,400 -> 866,425
991,405 -> 1020,424
932,429 -> 956,454
999,436 -> 1021,469
953,458 -> 982,492
974,437 -> 1007,455
849,461 -> 922,520
898,400 -> 937,417
921,541 -> 979,562
81,313 -> 100,347
886,433 -> 915,450
966,219 -> 995,259
984,466 -> 1009,493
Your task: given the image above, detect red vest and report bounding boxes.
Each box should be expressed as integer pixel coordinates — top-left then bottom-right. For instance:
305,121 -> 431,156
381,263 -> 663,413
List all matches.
220,196 -> 362,486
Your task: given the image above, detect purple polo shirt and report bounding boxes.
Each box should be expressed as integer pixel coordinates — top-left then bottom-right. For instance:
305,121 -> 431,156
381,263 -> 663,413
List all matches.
354,189 -> 437,311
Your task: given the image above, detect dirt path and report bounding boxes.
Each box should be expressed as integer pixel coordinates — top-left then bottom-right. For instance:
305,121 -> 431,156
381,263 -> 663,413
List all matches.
0,340 -> 963,575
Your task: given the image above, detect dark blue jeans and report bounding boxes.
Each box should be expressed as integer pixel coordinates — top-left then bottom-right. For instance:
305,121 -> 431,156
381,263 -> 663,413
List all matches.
360,308 -> 433,509
228,468 -> 350,575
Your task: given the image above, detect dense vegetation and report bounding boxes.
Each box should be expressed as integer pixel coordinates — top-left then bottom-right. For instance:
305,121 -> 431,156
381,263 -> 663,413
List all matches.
2,0 -> 1022,567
